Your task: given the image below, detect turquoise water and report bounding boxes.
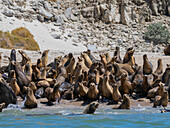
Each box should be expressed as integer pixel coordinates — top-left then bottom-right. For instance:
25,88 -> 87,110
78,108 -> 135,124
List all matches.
0,105 -> 170,128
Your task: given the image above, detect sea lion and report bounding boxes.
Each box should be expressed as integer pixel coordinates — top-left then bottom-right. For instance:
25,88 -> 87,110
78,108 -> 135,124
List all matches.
78,56 -> 89,72
24,87 -> 37,108
83,102 -> 99,114
32,65 -> 41,80
64,53 -> 73,67
59,55 -> 68,66
89,62 -> 99,73
41,50 -> 49,67
86,49 -> 98,63
120,73 -> 132,95
24,58 -> 32,81
113,94 -> 130,109
114,46 -> 122,63
117,63 -> 135,75
154,58 -> 163,75
0,102 -> 5,112
113,63 -> 128,79
101,76 -> 113,100
81,52 -> 92,69
100,54 -> 107,70
7,70 -> 16,83
164,44 -> 170,55
97,62 -> 105,75
12,61 -> 30,92
123,49 -> 135,66
87,83 -> 99,102
77,82 -> 88,99
162,64 -> 170,83
141,75 -> 151,96
18,50 -> 29,67
112,85 -> 122,103
37,80 -> 50,88
36,58 -> 43,69
143,54 -> 153,75
94,69 -> 100,84
45,84 -> 61,104
10,78 -> 21,96
66,57 -> 76,74
105,53 -> 111,62
63,86 -> 74,100
73,64 -> 82,82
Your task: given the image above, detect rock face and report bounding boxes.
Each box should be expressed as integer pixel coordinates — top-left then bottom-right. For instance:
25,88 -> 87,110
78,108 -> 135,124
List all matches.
0,78 -> 17,106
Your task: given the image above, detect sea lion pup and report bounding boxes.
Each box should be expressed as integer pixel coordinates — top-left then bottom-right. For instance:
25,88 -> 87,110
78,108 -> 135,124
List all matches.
143,54 -> 153,75
66,57 -> 76,74
81,52 -> 92,69
45,84 -> 61,104
41,50 -> 49,67
113,94 -> 130,109
0,102 -> 5,112
7,70 -> 16,83
87,83 -> 99,102
113,63 -> 128,79
85,49 -> 98,63
101,76 -> 113,101
123,49 -> 136,66
162,64 -> 170,83
153,91 -> 169,108
99,54 -> 107,70
114,46 -> 122,63
154,59 -> 163,75
120,73 -> 132,95
105,53 -> 111,63
24,87 -> 37,108
164,44 -> 170,55
112,85 -> 122,103
12,61 -> 30,92
77,82 -> 88,99
32,65 -> 41,80
83,102 -> 99,114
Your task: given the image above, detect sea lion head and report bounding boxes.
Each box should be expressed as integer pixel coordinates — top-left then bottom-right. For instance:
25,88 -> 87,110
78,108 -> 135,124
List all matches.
83,102 -> 99,114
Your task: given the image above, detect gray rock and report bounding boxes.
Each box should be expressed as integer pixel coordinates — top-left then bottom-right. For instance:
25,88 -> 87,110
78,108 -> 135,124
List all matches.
2,8 -> 14,17
43,1 -> 51,11
0,78 -> 17,107
37,15 -> 44,22
54,15 -> 64,23
81,7 -> 93,18
39,8 -> 53,20
51,34 -> 61,39
65,7 -> 72,19
0,17 -> 2,21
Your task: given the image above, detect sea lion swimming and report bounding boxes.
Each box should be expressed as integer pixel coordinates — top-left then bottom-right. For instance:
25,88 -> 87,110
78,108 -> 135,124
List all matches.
83,102 -> 99,114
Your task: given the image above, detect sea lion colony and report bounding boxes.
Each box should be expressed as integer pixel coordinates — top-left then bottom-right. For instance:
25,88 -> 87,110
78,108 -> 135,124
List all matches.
0,47 -> 170,113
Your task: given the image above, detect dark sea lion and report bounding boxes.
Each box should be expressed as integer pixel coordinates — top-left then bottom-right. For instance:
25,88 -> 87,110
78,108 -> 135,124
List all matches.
164,44 -> 170,55
7,70 -> 16,83
162,64 -> 170,83
63,86 -> 74,100
120,73 -> 132,95
112,85 -> 122,103
114,46 -> 122,63
113,94 -> 130,109
0,102 -> 5,112
36,58 -> 43,69
87,83 -> 99,102
59,55 -> 69,66
86,49 -> 98,63
143,54 -> 153,75
89,62 -> 99,73
12,61 -> 30,92
81,52 -> 92,69
154,58 -> 163,75
64,53 -> 73,67
141,75 -> 152,96
83,102 -> 99,114
41,50 -> 49,67
45,84 -> 61,104
24,87 -> 37,108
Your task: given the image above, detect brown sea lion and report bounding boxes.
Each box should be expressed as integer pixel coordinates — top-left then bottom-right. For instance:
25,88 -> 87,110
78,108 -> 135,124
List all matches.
40,67 -> 47,80
24,58 -> 32,81
63,86 -> 74,100
59,55 -> 69,66
114,46 -> 122,63
141,75 -> 151,96
86,49 -> 98,63
120,73 -> 132,95
87,83 -> 99,101
94,69 -> 100,84
113,63 -> 128,79
32,65 -> 41,80
81,52 -> 92,69
117,63 -> 135,75
164,44 -> 170,55
113,94 -> 130,109
102,76 -> 113,100
66,57 -> 76,74
64,53 -> 73,67
41,50 -> 49,67
18,50 -> 29,67
112,85 -> 122,103
37,80 -> 50,88
162,64 -> 170,83
100,54 -> 107,70
154,59 -> 163,75
143,54 -> 153,75
78,57 -> 89,72
45,84 -> 61,104
89,62 -> 99,73
105,53 -> 111,63
37,58 -> 43,69
0,102 -> 5,112
10,78 -> 21,96
7,70 -> 16,83
24,87 -> 37,108
123,49 -> 135,66
77,82 -> 88,99
73,64 -> 82,82
83,102 -> 99,114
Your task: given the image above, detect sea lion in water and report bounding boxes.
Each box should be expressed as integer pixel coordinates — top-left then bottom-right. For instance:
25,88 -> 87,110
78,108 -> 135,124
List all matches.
41,50 -> 49,67
83,102 -> 99,114
0,102 -> 5,112
24,87 -> 37,108
45,84 -> 61,104
143,54 -> 153,75
154,58 -> 163,75
164,44 -> 170,55
113,94 -> 130,109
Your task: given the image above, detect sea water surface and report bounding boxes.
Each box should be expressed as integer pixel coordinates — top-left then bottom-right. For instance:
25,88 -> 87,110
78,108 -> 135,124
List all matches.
0,104 -> 170,128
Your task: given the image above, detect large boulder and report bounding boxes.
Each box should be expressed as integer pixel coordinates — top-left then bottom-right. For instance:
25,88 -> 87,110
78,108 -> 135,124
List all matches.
0,78 -> 17,107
